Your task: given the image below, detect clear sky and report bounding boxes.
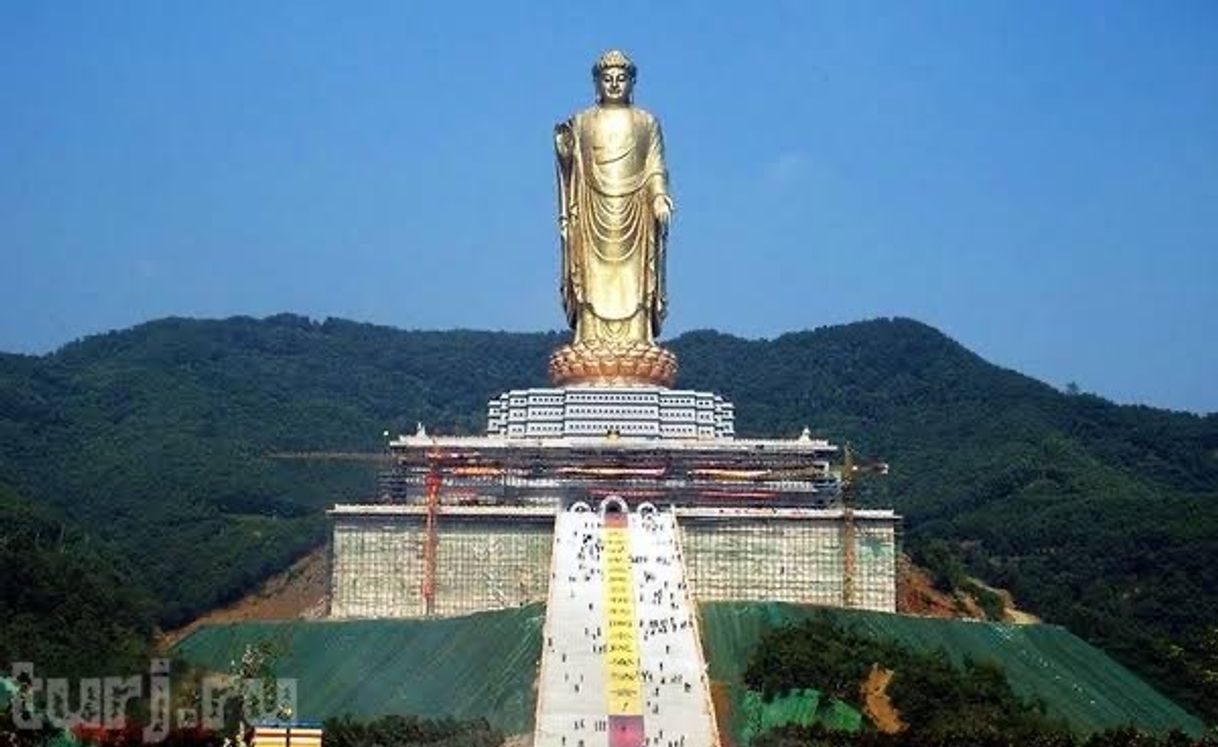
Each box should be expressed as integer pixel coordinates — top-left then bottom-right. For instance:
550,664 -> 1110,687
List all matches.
2,2 -> 1215,412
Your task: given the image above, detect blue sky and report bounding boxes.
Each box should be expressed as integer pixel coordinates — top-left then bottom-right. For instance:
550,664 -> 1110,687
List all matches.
1,2 -> 1215,412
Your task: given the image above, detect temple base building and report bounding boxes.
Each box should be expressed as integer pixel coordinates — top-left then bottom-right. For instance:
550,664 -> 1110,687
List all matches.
327,385 -> 900,618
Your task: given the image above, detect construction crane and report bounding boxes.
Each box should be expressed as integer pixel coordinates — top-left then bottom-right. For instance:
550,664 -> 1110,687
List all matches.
838,443 -> 889,609
268,437 -> 447,616
421,463 -> 442,616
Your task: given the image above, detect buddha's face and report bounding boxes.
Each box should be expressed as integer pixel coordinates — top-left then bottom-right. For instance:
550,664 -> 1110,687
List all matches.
596,66 -> 634,105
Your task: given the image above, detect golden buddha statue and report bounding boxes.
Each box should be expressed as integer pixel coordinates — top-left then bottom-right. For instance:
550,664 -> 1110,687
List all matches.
548,50 -> 679,388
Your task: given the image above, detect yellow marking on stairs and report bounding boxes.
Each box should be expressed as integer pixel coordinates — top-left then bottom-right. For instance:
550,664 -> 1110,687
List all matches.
603,519 -> 643,716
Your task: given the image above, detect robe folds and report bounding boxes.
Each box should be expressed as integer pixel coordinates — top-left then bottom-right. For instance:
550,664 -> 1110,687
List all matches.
556,105 -> 670,345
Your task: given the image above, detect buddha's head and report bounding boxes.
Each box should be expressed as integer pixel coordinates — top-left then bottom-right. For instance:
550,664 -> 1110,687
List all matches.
592,49 -> 636,106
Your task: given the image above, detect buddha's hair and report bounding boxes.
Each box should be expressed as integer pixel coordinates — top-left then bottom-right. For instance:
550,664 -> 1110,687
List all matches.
592,49 -> 636,80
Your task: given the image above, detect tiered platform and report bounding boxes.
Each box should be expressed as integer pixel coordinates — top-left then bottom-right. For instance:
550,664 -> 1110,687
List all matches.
487,386 -> 735,440
378,429 -> 841,508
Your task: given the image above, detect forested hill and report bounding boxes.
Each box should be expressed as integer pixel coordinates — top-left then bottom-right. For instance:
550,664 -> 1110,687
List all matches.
1,314 -> 1215,722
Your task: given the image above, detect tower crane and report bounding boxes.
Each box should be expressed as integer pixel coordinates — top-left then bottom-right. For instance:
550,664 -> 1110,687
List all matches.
838,443 -> 889,608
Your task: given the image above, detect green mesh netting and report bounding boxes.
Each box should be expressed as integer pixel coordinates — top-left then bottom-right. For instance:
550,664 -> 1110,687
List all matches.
173,604 -> 544,735
174,599 -> 1205,742
738,687 -> 861,745
821,697 -> 864,732
733,685 -> 862,745
757,689 -> 819,731
699,602 -> 1204,738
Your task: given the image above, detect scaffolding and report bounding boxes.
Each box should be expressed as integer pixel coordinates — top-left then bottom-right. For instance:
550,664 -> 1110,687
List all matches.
329,503 -> 900,617
326,432 -> 899,618
375,435 -> 843,509
837,444 -> 890,608
330,507 -> 554,618
677,508 -> 899,612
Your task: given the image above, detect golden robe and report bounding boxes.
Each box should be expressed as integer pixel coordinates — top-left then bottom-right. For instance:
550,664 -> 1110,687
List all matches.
556,105 -> 670,346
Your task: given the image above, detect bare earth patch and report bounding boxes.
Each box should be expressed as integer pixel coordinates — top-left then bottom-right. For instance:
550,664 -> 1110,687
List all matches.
897,556 -> 1039,624
860,664 -> 905,734
159,545 -> 328,647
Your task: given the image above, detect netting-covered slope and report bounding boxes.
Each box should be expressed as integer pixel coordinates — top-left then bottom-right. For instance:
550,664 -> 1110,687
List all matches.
173,604 -> 544,734
174,600 -> 1204,739
736,689 -> 863,743
699,602 -> 1205,737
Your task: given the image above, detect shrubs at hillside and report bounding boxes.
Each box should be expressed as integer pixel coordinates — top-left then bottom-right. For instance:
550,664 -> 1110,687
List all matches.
321,715 -> 503,747
744,613 -> 1063,738
0,485 -> 154,678
753,724 -> 1217,747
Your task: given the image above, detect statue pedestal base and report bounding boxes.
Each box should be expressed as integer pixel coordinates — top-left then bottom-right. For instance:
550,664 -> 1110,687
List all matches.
548,341 -> 678,388
487,385 -> 735,440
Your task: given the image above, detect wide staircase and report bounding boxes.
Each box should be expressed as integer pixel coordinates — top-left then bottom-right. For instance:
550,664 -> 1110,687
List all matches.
534,504 -> 719,747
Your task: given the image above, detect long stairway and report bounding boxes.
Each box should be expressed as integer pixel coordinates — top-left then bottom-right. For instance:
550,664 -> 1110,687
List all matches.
534,507 -> 719,747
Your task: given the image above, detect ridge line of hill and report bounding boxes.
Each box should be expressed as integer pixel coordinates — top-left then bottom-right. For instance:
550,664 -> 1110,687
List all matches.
1,313 -> 1214,724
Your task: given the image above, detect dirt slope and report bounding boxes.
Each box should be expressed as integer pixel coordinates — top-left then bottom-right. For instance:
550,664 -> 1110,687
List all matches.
160,545 -> 328,647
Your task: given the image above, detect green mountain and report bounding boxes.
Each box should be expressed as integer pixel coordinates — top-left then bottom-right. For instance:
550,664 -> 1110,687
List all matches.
0,314 -> 1214,722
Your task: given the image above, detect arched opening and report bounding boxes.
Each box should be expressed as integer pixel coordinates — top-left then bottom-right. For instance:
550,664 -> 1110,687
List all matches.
599,495 -> 628,515
569,501 -> 592,513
